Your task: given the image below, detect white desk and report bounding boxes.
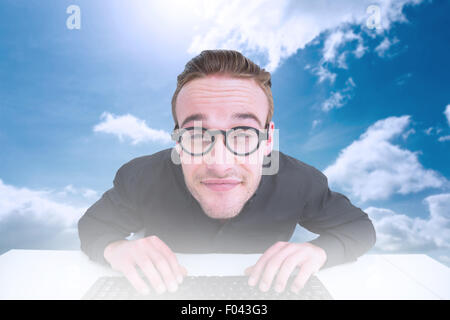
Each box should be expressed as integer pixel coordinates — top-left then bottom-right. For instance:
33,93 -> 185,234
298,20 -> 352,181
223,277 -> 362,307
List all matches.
0,250 -> 449,300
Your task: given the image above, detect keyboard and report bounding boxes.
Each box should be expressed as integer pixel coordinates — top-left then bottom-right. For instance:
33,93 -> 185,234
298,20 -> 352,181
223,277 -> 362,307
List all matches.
82,275 -> 333,300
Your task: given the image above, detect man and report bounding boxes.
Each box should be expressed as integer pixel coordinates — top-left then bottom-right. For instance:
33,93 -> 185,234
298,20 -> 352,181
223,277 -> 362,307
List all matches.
78,49 -> 376,296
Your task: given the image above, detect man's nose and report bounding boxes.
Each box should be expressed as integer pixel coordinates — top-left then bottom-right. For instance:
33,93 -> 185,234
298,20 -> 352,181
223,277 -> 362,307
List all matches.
203,134 -> 236,168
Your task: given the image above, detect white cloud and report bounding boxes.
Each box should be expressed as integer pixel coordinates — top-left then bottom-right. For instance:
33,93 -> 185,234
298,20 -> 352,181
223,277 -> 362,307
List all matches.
444,104 -> 450,126
431,103 -> 450,142
301,125 -> 354,152
353,42 -> 368,59
61,184 -> 77,195
321,77 -> 356,112
312,119 -> 321,129
424,127 -> 433,135
402,128 -> 415,140
395,72 -> 412,85
315,30 -> 367,80
438,135 -> 450,142
0,179 -> 93,251
366,193 -> 450,252
322,92 -> 346,112
187,0 -> 424,72
323,30 -> 360,63
324,116 -> 446,202
82,189 -> 98,199
0,179 -> 88,227
93,112 -> 172,145
375,37 -> 394,57
57,184 -> 98,199
323,30 -> 367,67
438,255 -> 450,265
314,65 -> 337,83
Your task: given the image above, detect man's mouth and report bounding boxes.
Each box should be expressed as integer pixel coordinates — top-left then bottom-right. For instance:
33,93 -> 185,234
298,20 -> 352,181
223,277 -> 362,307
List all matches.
201,179 -> 242,192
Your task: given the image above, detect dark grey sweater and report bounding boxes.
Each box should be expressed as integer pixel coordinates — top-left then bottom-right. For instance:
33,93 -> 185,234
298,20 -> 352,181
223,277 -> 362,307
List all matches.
78,148 -> 376,269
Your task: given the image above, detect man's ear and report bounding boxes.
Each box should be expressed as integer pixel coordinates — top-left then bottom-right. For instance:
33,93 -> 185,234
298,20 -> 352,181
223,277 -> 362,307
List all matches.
175,142 -> 182,154
264,121 -> 275,156
171,142 -> 183,165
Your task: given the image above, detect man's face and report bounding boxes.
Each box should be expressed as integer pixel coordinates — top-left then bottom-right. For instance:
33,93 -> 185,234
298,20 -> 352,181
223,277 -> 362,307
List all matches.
175,74 -> 274,220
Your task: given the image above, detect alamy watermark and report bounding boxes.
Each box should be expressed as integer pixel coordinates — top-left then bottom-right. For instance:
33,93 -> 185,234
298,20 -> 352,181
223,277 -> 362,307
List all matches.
366,4 -> 382,30
66,5 -> 81,30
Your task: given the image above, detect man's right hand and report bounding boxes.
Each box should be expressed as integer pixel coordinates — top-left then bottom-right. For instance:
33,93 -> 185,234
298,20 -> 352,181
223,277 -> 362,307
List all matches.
103,235 -> 187,295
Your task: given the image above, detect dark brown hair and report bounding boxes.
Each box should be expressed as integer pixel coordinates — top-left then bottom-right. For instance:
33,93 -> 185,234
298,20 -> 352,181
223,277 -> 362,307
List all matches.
171,49 -> 273,129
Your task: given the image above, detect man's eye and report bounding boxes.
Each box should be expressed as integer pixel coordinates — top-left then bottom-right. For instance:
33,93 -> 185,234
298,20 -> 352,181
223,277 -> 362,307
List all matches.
190,133 -> 212,143
231,132 -> 255,140
235,133 -> 252,138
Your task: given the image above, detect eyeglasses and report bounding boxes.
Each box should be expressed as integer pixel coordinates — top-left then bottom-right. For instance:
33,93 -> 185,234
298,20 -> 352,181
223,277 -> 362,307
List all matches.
171,125 -> 270,156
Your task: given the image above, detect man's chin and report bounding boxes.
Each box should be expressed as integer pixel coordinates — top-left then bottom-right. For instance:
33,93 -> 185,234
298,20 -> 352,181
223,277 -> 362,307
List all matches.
200,203 -> 243,220
190,185 -> 248,219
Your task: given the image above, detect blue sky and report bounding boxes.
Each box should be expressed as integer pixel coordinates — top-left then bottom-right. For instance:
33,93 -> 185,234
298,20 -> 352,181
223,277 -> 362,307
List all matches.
1,0 -> 449,266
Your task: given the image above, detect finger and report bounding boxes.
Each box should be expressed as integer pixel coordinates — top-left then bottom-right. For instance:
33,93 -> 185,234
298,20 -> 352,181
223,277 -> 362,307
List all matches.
121,265 -> 150,295
274,251 -> 308,292
134,255 -> 167,295
257,244 -> 299,292
291,262 -> 317,294
146,247 -> 179,292
248,241 -> 289,286
244,266 -> 253,276
150,236 -> 185,284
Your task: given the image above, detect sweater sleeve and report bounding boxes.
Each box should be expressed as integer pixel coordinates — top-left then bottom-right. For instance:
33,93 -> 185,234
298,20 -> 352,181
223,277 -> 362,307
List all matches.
78,161 -> 144,265
298,170 -> 376,269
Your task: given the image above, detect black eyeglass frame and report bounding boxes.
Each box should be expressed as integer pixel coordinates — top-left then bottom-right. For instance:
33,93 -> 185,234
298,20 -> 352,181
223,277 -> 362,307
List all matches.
171,124 -> 270,156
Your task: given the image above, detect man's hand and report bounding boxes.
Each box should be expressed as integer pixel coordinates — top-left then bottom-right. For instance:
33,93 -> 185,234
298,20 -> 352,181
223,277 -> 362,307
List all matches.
245,241 -> 327,294
103,235 -> 187,295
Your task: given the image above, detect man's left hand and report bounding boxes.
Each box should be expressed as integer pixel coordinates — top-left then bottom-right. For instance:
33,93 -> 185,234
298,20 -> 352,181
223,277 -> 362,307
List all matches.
245,241 -> 327,294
